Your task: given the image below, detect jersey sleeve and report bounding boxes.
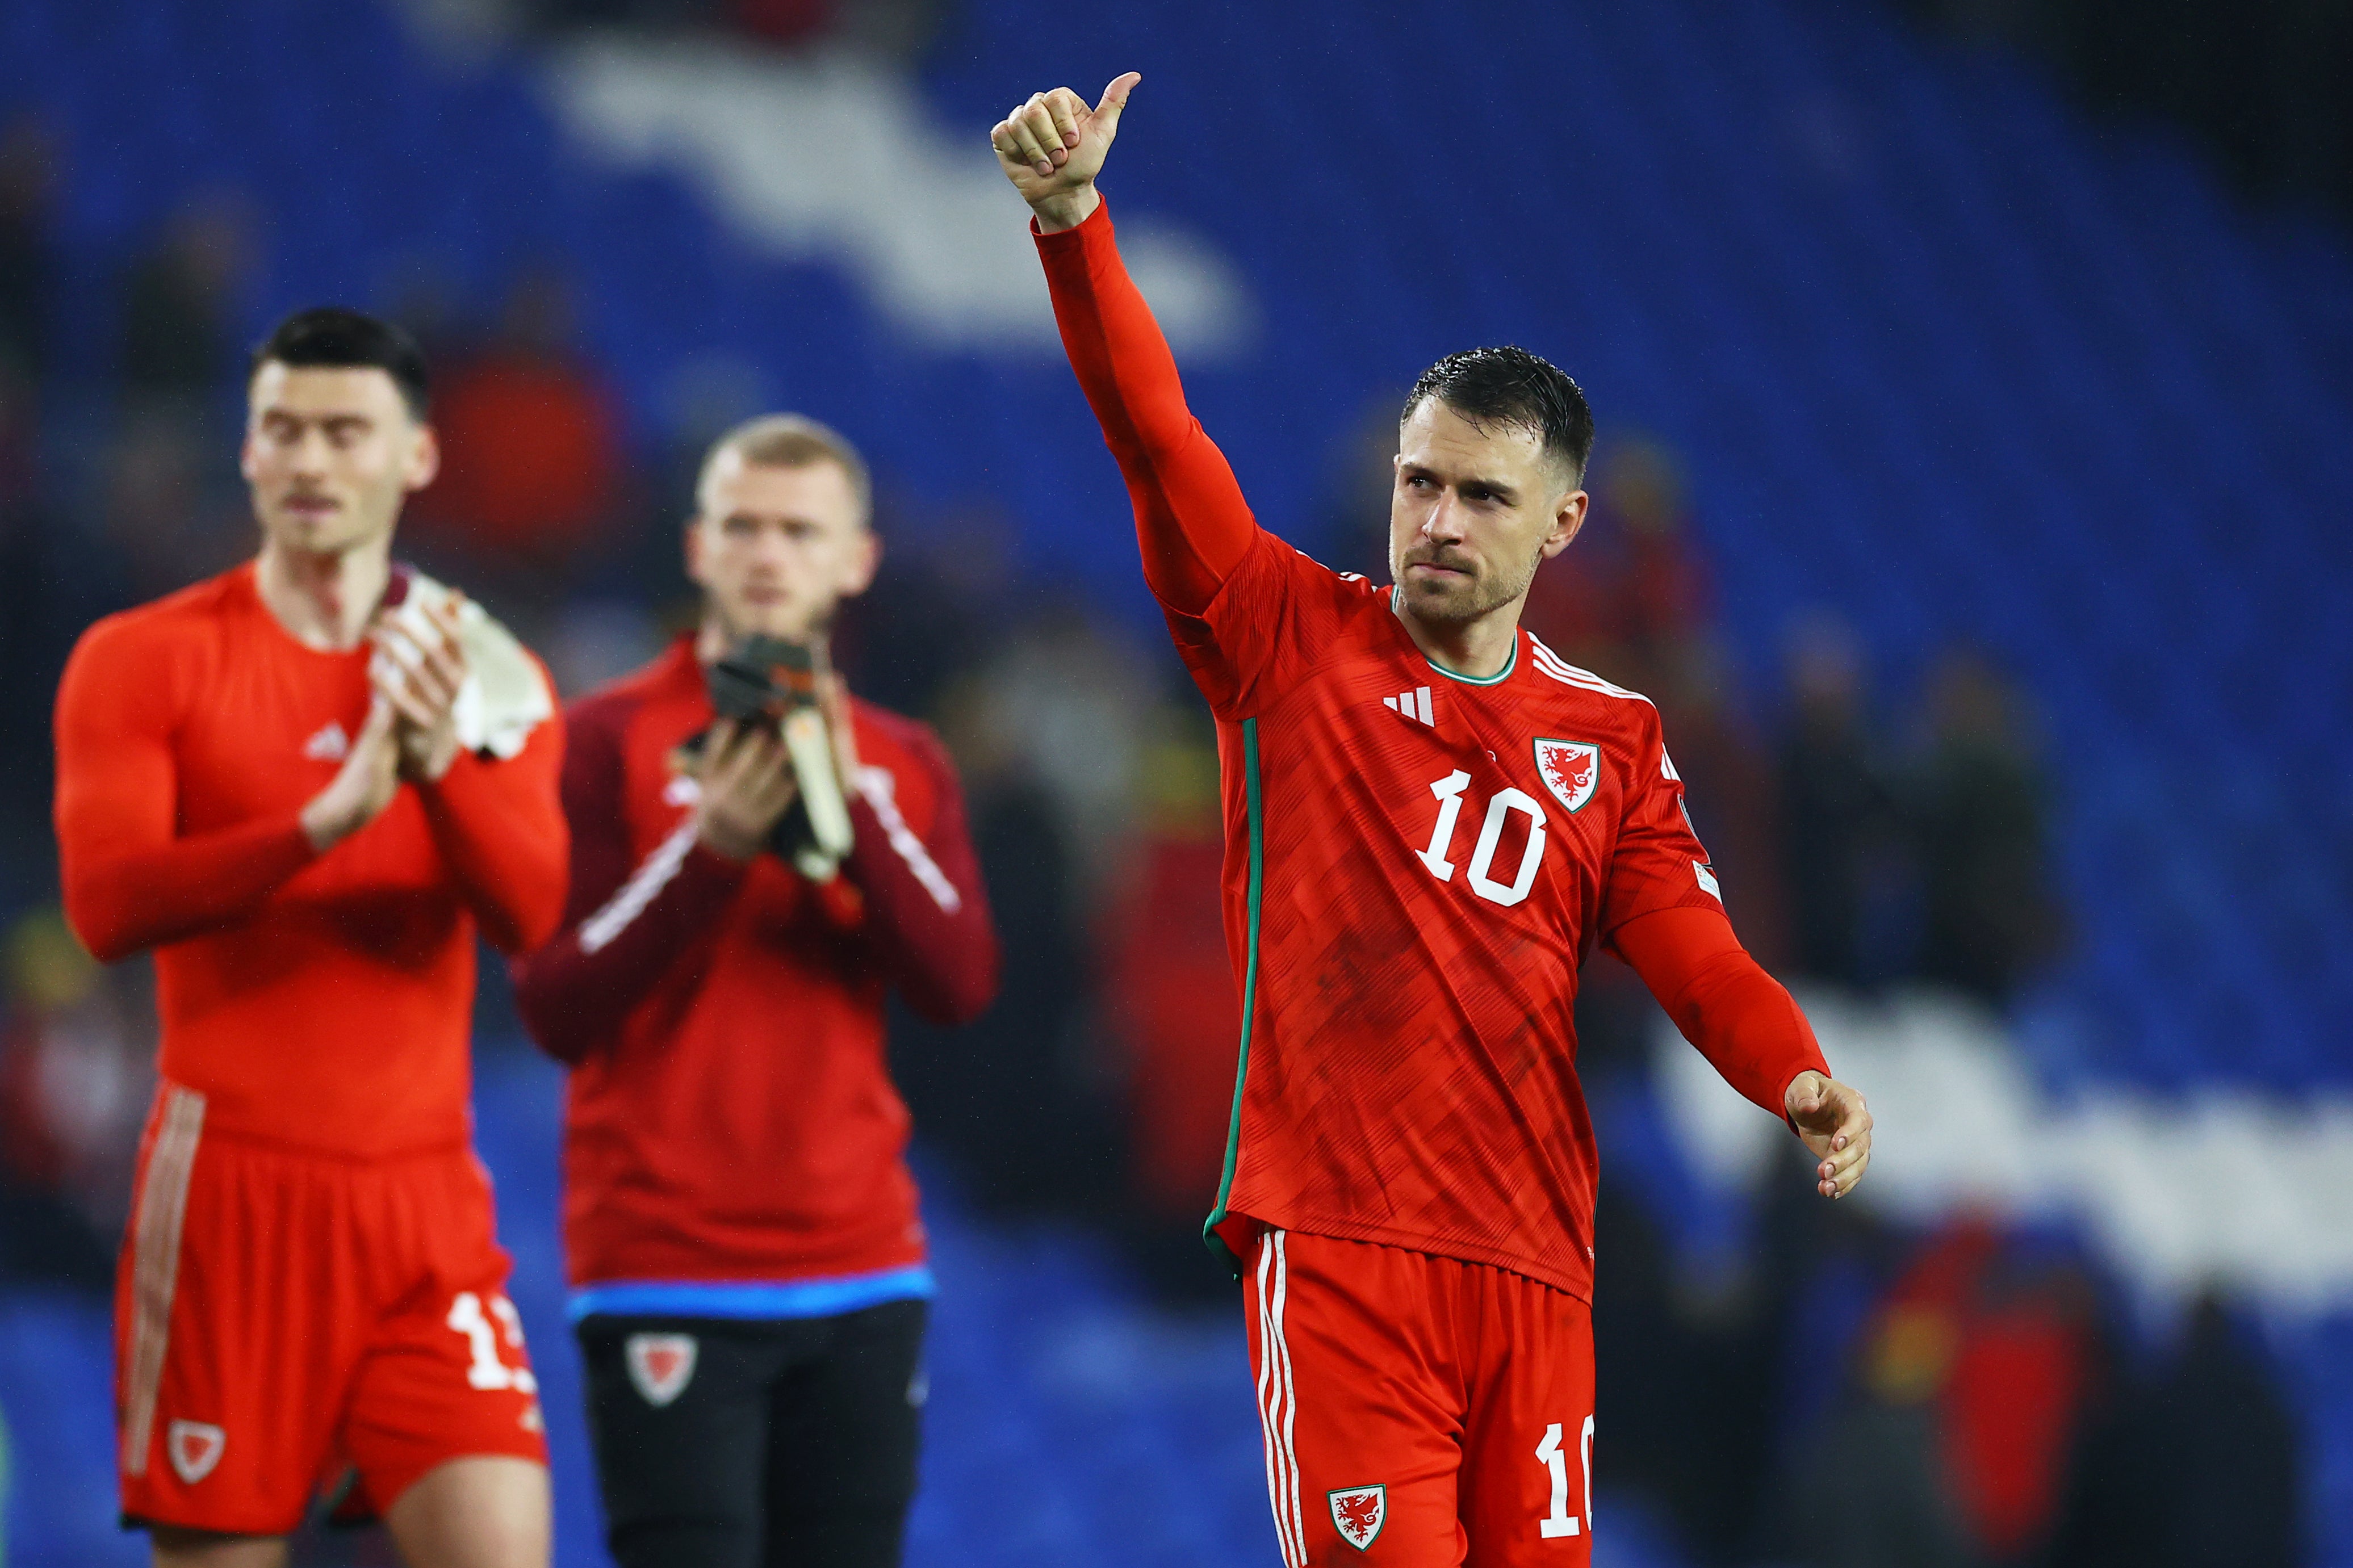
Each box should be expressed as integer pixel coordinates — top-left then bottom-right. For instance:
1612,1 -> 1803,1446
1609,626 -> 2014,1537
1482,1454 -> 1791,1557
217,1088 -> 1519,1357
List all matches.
511,693 -> 747,1064
53,613 -> 317,963
841,726 -> 999,1027
1598,705 -> 1728,938
1035,199 -> 1347,719
1611,904 -> 1831,1118
415,667 -> 569,955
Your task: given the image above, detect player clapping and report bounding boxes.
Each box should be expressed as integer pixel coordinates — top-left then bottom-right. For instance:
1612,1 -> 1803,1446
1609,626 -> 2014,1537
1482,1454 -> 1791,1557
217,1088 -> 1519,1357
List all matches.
53,309 -> 563,1567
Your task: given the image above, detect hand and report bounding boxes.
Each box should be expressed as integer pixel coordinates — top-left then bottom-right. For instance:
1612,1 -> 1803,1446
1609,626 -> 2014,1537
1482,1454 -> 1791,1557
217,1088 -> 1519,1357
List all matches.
991,73 -> 1140,233
300,697 -> 402,851
693,719 -> 800,863
1786,1070 -> 1873,1200
371,598 -> 468,782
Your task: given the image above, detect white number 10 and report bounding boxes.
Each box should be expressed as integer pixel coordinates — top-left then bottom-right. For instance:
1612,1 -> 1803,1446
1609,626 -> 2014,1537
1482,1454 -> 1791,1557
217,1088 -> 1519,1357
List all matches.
1536,1415 -> 1594,1538
1415,770 -> 1548,908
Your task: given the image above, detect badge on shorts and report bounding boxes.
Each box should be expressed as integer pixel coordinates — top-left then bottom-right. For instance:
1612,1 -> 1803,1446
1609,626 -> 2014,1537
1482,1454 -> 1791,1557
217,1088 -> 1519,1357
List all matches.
166,1419 -> 226,1484
1328,1484 -> 1387,1551
1533,738 -> 1601,814
625,1332 -> 698,1407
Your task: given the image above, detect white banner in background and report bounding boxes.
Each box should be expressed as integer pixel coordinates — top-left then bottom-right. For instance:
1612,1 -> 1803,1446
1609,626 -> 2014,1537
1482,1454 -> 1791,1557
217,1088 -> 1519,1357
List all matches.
1653,987 -> 2353,1314
541,38 -> 1256,360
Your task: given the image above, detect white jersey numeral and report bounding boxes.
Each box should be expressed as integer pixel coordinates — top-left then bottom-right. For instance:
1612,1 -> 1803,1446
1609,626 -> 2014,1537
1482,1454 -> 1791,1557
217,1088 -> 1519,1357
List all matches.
1416,770 -> 1473,880
1535,1415 -> 1594,1538
1416,773 -> 1547,907
448,1290 -> 539,1395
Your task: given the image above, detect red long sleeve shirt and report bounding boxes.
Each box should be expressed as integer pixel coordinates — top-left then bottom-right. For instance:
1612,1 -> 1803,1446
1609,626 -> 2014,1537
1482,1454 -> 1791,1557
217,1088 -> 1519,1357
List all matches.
511,639 -> 998,1290
1037,200 -> 1828,1289
52,563 -> 568,1158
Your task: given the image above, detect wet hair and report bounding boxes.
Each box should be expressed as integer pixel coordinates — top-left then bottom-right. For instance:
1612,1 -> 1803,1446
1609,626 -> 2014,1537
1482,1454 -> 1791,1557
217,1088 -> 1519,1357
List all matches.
250,307 -> 431,422
1402,345 -> 1594,486
697,413 -> 873,524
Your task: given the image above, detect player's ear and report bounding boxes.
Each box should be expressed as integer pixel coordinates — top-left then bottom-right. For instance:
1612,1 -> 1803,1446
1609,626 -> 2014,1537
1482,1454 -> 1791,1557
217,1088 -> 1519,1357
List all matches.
404,424 -> 441,494
1542,487 -> 1588,560
684,514 -> 709,586
840,523 -> 881,599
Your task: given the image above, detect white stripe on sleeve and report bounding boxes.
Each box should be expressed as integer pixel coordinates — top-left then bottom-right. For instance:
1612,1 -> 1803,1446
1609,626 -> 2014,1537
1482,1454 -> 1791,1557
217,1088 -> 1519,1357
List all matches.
855,765 -> 962,913
579,820 -> 700,954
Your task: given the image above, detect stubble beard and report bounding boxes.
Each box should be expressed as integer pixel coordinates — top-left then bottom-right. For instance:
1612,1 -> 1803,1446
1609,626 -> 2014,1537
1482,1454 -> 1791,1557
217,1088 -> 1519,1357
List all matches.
1395,551 -> 1541,628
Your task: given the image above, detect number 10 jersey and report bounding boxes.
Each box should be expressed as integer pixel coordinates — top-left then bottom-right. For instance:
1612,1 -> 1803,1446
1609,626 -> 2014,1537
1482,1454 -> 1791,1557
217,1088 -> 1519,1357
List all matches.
1177,529 -> 1723,1301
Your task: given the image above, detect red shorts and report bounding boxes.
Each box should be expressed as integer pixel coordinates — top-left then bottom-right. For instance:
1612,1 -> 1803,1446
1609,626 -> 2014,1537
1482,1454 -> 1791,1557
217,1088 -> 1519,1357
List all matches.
1244,1229 -> 1596,1567
115,1084 -> 546,1536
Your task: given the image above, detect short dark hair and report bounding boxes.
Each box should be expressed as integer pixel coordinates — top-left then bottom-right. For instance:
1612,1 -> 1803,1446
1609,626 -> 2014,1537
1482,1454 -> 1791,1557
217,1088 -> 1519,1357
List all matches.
250,307 -> 430,422
1402,346 -> 1593,485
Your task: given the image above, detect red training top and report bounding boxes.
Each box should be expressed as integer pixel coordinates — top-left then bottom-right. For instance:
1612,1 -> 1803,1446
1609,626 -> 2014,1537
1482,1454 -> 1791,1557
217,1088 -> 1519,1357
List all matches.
511,639 -> 998,1289
1037,201 -> 1829,1299
52,563 -> 568,1158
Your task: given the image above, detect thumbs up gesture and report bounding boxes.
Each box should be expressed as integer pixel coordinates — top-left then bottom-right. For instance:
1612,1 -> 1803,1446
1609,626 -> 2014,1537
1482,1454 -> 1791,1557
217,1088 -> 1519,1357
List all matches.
991,73 -> 1141,232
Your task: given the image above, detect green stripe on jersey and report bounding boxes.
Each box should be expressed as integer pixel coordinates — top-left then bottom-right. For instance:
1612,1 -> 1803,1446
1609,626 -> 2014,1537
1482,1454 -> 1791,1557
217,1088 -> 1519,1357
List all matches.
1203,716 -> 1265,1272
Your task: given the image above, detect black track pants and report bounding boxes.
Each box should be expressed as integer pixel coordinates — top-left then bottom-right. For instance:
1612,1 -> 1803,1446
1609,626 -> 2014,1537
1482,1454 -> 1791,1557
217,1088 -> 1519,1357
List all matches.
577,1299 -> 926,1568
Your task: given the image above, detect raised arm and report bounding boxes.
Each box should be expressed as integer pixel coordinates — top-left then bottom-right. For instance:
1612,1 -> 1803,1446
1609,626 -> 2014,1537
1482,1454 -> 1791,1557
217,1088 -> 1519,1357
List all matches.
996,76 -> 1255,614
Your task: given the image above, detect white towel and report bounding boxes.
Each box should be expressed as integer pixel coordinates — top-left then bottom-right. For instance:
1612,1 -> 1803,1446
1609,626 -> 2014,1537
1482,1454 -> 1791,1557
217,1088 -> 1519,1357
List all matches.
370,569 -> 554,761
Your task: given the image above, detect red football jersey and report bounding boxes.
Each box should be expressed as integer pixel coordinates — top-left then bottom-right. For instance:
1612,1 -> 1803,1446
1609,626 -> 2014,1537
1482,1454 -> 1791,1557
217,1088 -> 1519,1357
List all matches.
1186,544 -> 1720,1299
1033,203 -> 1805,1305
52,563 -> 567,1158
512,640 -> 998,1289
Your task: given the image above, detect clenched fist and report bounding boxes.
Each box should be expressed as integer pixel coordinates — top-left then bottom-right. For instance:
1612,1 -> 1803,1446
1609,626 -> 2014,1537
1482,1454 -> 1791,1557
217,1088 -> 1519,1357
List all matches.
991,73 -> 1141,233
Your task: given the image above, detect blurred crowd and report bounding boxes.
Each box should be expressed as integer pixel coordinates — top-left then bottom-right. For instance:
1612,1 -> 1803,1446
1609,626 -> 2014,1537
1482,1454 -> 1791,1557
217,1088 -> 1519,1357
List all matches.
0,94 -> 2308,1568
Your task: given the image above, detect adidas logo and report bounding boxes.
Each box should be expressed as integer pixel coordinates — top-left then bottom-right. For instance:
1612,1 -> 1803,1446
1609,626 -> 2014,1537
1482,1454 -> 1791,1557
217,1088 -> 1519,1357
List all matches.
302,722 -> 350,762
1381,686 -> 1434,726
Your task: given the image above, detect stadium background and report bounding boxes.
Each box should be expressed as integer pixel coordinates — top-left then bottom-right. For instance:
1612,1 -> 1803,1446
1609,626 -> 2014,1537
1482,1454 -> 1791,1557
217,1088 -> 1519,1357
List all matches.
0,0 -> 2348,1563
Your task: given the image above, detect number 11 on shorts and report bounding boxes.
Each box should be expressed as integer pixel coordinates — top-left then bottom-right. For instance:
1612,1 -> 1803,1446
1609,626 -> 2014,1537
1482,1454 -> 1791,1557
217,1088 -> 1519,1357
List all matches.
1535,1415 -> 1593,1539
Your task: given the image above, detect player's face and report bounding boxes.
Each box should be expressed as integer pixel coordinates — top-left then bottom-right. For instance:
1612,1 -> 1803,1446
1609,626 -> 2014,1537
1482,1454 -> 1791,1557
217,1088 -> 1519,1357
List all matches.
241,363 -> 437,557
1390,399 -> 1586,626
687,454 -> 878,645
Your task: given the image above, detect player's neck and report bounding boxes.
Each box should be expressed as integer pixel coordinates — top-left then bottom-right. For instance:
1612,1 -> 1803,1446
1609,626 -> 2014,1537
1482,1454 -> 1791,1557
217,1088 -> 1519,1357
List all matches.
255,538 -> 392,652
1393,596 -> 1522,682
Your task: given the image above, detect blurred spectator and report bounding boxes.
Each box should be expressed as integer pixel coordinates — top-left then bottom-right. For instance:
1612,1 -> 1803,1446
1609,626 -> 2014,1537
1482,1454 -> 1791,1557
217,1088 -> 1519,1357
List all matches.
1606,437 -> 1713,657
118,192 -> 254,419
1939,1240 -> 2104,1563
956,596 -> 1152,912
1908,650 -> 2062,1003
836,518 -> 991,722
893,658 -> 1121,1217
0,114 -> 58,386
1101,698 -> 1237,1297
731,0 -> 833,43
1653,634 -> 1791,969
0,910 -> 154,1292
2048,1290 -> 2304,1568
1785,1298 -> 1984,1568
1523,433 -> 1712,682
1778,615 -> 1900,986
97,412 -> 249,602
405,265 -> 625,577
